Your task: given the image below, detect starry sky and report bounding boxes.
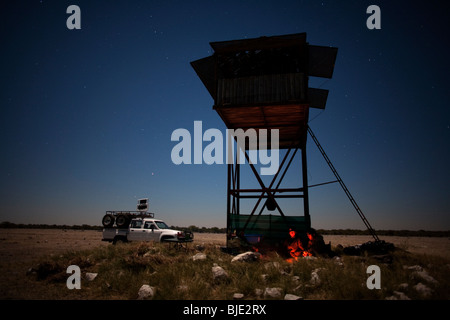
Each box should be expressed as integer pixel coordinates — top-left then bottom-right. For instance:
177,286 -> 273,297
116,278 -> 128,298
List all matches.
1,0 -> 449,230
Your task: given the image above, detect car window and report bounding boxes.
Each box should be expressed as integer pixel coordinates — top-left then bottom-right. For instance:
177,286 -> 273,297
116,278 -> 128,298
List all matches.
155,221 -> 169,229
131,220 -> 143,228
144,221 -> 155,229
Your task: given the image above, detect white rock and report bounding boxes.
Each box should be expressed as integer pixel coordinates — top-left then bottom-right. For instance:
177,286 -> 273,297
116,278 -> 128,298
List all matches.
386,291 -> 411,300
413,270 -> 438,285
404,265 -> 423,272
137,285 -> 155,300
310,268 -> 322,285
333,256 -> 344,266
284,293 -> 302,300
192,253 -> 207,261
414,282 -> 433,297
264,287 -> 283,299
233,293 -> 244,299
398,283 -> 409,290
393,291 -> 411,300
231,251 -> 261,262
84,273 -> 97,281
310,272 -> 320,285
212,265 -> 228,282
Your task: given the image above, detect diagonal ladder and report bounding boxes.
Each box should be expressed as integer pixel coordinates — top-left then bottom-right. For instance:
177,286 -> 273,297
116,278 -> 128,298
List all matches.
307,126 -> 380,242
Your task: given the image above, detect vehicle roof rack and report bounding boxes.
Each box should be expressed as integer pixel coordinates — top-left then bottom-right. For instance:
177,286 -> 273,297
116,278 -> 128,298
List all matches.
105,211 -> 155,218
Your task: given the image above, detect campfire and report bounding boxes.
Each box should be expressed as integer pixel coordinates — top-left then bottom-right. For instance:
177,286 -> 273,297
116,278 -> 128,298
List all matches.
230,227 -> 330,260
286,229 -> 318,263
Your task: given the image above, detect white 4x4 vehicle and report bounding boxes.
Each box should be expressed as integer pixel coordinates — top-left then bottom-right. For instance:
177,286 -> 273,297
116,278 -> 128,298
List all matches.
102,217 -> 187,244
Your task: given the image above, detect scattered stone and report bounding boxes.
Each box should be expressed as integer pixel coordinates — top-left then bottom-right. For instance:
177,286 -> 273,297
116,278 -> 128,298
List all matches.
414,282 -> 433,298
310,268 -> 322,285
84,272 -> 97,281
412,270 -> 438,285
231,251 -> 261,263
291,276 -> 300,284
254,288 -> 263,297
137,285 -> 155,300
233,293 -> 244,299
333,256 -> 344,266
261,274 -> 269,282
212,265 -> 229,282
386,291 -> 411,300
395,291 -> 411,300
192,253 -> 207,261
404,265 -> 423,272
398,283 -> 409,290
310,272 -> 320,285
264,287 -> 283,299
284,293 -> 302,300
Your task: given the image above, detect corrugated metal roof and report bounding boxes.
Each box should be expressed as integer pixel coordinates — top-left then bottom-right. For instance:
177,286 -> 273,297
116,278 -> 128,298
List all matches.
210,33 -> 307,54
191,33 -> 337,149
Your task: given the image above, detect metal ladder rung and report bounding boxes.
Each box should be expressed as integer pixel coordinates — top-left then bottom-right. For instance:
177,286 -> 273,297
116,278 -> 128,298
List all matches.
307,126 -> 380,242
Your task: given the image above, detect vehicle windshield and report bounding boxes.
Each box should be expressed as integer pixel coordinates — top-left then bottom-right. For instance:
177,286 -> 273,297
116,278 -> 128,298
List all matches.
155,221 -> 169,229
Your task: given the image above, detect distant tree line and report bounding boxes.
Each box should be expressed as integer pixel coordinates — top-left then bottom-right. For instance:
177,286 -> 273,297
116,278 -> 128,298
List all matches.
1,221 -> 449,237
316,229 -> 450,237
170,225 -> 227,234
0,221 -> 102,230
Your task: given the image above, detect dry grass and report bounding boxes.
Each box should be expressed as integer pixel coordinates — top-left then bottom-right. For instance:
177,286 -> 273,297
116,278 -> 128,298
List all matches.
1,229 -> 449,300
7,241 -> 450,300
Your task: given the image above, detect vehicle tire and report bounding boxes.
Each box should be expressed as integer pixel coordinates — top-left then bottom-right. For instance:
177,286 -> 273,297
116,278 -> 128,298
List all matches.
115,214 -> 130,228
102,214 -> 115,227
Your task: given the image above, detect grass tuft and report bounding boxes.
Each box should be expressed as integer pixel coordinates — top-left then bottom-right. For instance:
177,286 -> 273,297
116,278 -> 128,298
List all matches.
25,242 -> 450,300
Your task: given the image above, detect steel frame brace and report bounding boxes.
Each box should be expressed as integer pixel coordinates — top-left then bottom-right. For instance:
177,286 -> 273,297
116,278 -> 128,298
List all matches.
226,145 -> 311,244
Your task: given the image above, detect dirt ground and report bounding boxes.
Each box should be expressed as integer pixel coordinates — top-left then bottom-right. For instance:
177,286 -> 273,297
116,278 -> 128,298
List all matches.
0,228 -> 449,299
0,229 -> 449,264
322,235 -> 450,259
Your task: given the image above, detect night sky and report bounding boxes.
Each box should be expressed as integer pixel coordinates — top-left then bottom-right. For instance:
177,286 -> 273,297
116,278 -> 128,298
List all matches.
1,1 -> 449,230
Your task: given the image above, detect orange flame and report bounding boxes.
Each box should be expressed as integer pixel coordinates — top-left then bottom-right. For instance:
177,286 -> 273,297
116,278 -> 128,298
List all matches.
285,231 -> 314,262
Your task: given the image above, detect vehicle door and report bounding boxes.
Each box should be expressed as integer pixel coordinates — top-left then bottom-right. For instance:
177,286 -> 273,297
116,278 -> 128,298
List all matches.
128,219 -> 145,241
143,221 -> 161,241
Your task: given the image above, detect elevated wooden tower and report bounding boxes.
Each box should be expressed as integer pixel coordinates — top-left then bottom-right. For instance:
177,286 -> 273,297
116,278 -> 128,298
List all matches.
191,33 -> 338,248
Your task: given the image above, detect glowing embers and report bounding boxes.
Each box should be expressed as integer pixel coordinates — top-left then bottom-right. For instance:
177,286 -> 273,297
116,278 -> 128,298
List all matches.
286,228 -> 316,263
